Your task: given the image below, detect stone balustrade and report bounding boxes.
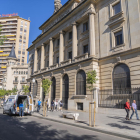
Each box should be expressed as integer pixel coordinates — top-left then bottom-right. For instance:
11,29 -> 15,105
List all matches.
74,53 -> 88,62
60,59 -> 71,66
49,63 -> 58,70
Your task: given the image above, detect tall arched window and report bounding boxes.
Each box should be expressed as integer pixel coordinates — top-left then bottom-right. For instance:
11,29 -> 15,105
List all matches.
76,70 -> 86,95
33,80 -> 38,97
62,74 -> 69,109
113,63 -> 131,89
51,77 -> 56,102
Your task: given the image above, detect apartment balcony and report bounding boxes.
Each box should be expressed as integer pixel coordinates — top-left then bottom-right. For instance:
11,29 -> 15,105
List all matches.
13,80 -> 18,84
1,26 -> 17,29
1,22 -> 17,26
20,80 -> 27,84
1,30 -> 17,33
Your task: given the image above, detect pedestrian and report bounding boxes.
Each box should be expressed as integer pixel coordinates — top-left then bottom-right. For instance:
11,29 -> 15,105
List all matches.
51,100 -> 54,112
37,99 -> 41,113
59,100 -> 63,112
130,100 -> 139,120
19,101 -> 24,117
55,100 -> 58,111
125,99 -> 131,120
47,100 -> 49,112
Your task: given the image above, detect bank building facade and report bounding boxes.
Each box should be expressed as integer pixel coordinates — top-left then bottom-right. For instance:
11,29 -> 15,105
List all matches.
27,0 -> 140,111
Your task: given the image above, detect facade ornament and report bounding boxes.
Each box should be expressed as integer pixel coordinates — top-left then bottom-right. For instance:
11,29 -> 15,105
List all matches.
116,56 -> 121,62
63,69 -> 65,74
78,64 -> 81,69
54,0 -> 62,13
50,72 -> 53,77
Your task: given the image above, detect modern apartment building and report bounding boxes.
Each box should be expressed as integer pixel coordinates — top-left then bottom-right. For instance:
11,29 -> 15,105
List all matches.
0,15 -> 30,89
27,0 -> 140,111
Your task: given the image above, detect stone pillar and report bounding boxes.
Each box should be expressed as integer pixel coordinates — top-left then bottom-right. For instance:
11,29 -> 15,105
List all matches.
59,31 -> 64,64
34,48 -> 37,72
72,22 -> 77,60
49,38 -> 53,66
89,12 -> 96,56
41,44 -> 45,69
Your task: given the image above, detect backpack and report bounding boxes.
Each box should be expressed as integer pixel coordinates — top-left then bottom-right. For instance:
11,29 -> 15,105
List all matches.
124,103 -> 126,108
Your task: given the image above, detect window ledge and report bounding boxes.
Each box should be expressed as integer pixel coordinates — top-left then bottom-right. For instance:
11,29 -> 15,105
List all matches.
112,43 -> 125,50
110,11 -> 123,21
60,59 -> 71,66
108,17 -> 125,27
70,95 -> 87,99
81,30 -> 89,35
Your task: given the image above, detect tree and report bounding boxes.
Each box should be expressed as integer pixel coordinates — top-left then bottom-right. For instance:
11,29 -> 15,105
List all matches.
42,79 -> 52,117
12,88 -> 18,95
42,79 -> 52,98
86,70 -> 98,92
0,25 -> 7,45
23,85 -> 29,95
0,90 -> 7,97
86,70 -> 98,127
5,90 -> 12,96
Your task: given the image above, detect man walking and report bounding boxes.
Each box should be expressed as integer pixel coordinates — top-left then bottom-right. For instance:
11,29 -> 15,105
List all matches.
125,99 -> 131,120
19,101 -> 24,117
51,100 -> 54,112
130,100 -> 139,120
37,99 -> 41,113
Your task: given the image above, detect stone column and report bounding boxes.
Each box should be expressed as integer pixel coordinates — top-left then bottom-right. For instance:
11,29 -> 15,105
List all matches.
59,31 -> 64,64
89,12 -> 96,56
34,48 -> 37,72
72,22 -> 77,60
49,38 -> 53,66
41,44 -> 45,69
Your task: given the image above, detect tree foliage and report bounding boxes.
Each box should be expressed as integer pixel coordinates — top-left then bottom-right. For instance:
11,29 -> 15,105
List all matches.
23,85 -> 29,95
86,70 -> 98,91
0,90 -> 7,96
12,88 -> 18,95
42,79 -> 52,97
0,25 -> 7,45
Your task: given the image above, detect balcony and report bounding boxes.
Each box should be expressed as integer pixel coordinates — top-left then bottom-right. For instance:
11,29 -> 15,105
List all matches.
20,80 -> 27,84
13,80 -> 18,84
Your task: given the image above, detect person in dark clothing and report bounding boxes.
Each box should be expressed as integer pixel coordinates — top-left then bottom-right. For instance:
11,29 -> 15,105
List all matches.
125,99 -> 131,120
51,100 -> 54,112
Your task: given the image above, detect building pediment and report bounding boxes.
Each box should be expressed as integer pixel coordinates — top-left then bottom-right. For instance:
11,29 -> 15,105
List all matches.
39,0 -> 81,31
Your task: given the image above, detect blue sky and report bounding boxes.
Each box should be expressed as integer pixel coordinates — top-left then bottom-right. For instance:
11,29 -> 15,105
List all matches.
0,0 -> 68,47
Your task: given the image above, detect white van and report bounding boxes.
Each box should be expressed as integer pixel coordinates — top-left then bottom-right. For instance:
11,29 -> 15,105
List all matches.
3,94 -> 33,115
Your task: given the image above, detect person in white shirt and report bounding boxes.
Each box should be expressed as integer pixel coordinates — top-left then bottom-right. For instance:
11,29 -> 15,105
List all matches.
55,100 -> 58,111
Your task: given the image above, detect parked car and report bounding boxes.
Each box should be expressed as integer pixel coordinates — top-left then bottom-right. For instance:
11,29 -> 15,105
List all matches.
3,95 -> 33,115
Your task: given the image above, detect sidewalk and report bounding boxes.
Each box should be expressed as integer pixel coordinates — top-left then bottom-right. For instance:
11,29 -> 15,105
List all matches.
32,107 -> 140,140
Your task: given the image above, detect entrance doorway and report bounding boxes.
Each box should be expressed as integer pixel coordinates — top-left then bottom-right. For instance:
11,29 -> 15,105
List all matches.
62,74 -> 69,109
51,77 -> 56,102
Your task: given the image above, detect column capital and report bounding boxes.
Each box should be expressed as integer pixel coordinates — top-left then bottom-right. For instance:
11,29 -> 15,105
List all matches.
49,38 -> 53,41
87,7 -> 96,15
41,43 -> 45,47
71,22 -> 78,26
59,31 -> 65,35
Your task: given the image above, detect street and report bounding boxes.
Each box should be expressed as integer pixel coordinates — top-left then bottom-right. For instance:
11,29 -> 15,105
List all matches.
0,109 -> 129,140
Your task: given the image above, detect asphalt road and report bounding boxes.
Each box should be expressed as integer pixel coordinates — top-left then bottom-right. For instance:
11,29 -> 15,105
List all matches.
0,109 -> 129,140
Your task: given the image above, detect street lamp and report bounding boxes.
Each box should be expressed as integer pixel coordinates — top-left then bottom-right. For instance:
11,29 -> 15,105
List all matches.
32,78 -> 35,105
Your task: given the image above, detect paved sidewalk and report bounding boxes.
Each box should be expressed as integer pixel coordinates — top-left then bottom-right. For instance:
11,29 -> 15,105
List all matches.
32,107 -> 140,139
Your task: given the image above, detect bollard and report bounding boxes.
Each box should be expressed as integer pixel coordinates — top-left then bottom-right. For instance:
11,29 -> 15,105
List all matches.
89,102 -> 96,127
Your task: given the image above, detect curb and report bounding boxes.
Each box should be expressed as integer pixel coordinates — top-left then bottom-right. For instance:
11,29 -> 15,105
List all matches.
32,114 -> 139,140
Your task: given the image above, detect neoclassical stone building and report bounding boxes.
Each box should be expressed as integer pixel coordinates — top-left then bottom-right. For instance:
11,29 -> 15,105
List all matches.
27,0 -> 140,111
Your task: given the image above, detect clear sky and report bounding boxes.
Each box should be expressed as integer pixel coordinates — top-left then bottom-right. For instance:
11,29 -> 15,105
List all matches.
0,0 -> 68,47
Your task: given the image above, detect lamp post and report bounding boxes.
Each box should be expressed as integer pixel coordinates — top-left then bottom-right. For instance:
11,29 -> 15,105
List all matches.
32,78 -> 35,105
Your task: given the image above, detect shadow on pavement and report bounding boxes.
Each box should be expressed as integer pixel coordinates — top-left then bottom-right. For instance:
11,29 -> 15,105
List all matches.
107,123 -> 136,130
0,113 -> 99,140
